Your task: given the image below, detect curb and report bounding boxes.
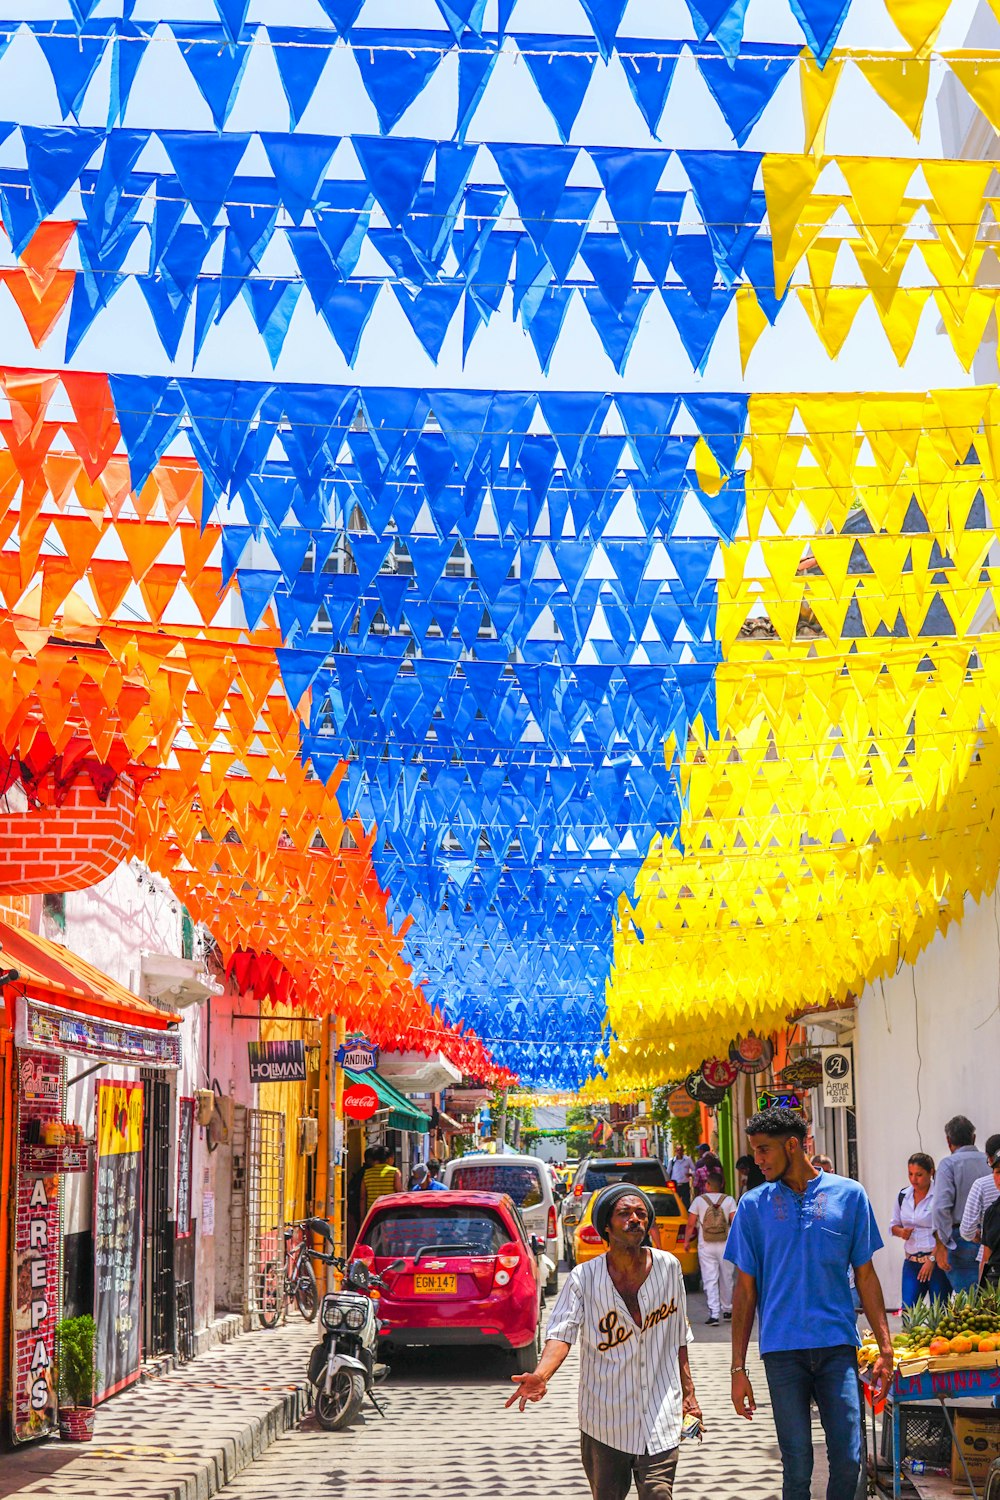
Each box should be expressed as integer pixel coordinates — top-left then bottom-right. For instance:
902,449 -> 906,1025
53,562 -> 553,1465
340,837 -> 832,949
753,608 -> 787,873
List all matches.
160,1380 -> 311,1500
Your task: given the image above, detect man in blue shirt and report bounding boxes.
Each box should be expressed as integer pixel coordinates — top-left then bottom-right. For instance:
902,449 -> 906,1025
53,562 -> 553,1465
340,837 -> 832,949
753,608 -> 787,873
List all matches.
725,1107 -> 893,1500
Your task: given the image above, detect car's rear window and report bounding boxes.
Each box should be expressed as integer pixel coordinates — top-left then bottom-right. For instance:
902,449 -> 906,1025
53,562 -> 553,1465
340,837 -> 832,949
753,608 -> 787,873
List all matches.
449,1163 -> 544,1208
646,1189 -> 682,1219
364,1206 -> 510,1259
583,1162 -> 669,1192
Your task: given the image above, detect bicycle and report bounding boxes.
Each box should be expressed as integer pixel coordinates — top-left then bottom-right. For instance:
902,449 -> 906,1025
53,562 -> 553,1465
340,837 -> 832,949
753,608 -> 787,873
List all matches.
257,1221 -> 323,1326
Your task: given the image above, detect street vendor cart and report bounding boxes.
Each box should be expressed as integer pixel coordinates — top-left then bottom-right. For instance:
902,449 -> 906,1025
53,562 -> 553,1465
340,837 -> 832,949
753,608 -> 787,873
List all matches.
864,1354 -> 1000,1500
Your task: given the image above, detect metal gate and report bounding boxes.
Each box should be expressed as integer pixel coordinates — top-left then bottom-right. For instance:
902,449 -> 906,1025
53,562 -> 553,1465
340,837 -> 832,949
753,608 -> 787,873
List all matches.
141,1072 -> 174,1358
245,1108 -> 285,1325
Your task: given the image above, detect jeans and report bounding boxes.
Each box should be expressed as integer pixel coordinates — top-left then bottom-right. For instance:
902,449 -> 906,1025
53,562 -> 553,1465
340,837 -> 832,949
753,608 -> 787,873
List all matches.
948,1231 -> 981,1293
580,1433 -> 678,1500
762,1345 -> 862,1500
901,1257 -> 952,1309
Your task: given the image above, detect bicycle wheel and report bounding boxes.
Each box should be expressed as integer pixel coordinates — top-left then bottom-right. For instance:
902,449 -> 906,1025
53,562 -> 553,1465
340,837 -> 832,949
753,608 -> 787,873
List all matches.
295,1257 -> 319,1321
258,1261 -> 282,1328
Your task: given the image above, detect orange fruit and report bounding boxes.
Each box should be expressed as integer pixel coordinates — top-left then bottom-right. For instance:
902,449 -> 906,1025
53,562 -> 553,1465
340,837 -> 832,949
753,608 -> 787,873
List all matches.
951,1336 -> 973,1355
978,1338 -> 997,1354
929,1337 -> 950,1357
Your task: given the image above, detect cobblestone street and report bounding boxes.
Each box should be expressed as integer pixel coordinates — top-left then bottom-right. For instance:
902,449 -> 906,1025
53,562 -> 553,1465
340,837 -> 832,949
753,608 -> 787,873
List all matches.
217,1290 -> 833,1500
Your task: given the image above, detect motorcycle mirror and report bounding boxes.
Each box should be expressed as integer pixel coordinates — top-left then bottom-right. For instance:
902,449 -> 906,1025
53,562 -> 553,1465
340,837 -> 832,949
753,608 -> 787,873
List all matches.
346,1259 -> 371,1288
387,1258 -> 406,1272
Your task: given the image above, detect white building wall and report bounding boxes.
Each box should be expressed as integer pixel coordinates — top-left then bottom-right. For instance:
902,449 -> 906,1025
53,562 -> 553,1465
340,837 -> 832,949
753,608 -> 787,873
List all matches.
855,886 -> 1000,1307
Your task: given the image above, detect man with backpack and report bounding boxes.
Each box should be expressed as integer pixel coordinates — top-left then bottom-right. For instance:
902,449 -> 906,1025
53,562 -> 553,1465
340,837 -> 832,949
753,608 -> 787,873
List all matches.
682,1169 -> 737,1325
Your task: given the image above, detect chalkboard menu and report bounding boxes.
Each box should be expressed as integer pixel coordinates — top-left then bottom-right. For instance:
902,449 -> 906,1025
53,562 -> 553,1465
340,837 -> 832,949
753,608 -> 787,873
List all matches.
176,1097 -> 194,1239
94,1081 -> 144,1401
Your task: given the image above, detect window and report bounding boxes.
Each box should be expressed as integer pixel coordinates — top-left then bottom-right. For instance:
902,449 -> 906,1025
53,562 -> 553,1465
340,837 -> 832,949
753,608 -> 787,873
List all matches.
363,1206 -> 509,1259
449,1163 -> 544,1208
582,1161 -> 669,1193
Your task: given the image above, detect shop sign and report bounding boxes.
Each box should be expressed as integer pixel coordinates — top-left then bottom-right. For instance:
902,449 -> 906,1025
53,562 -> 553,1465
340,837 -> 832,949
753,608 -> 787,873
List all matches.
779,1057 -> 824,1090
94,1081 -> 144,1401
701,1058 -> 738,1090
757,1089 -> 803,1113
16,996 -> 179,1070
176,1098 -> 194,1240
728,1034 -> 775,1074
625,1127 -> 648,1141
343,1081 -> 380,1120
11,1051 -> 61,1444
248,1039 -> 307,1083
667,1087 -> 698,1119
684,1070 -> 727,1107
335,1036 -> 378,1072
820,1046 -> 854,1109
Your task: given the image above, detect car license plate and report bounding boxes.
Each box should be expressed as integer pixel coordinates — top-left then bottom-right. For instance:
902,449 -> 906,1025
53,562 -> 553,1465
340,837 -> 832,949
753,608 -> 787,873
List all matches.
414,1274 -> 457,1293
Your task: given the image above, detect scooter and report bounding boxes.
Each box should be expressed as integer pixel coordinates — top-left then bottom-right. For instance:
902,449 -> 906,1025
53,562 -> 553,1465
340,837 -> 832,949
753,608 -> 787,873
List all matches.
300,1217 -> 404,1432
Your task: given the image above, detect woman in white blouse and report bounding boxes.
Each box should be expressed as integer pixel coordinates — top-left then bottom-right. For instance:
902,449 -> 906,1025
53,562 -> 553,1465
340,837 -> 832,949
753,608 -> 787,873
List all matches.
891,1152 -> 953,1308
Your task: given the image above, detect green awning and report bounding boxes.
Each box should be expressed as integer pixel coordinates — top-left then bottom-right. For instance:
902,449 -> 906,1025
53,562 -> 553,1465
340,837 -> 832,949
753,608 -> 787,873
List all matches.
342,1067 -> 431,1134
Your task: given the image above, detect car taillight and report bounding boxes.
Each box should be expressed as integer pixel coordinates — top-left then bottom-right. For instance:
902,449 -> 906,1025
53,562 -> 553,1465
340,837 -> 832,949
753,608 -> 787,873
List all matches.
547,1206 -> 557,1238
573,1183 -> 583,1197
578,1225 -> 603,1245
497,1240 -> 521,1270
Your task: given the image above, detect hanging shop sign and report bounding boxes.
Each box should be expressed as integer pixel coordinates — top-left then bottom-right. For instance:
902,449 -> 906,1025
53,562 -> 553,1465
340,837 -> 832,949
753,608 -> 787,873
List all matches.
15,995 -> 179,1070
248,1039 -> 307,1083
94,1081 -> 144,1401
335,1036 -> 379,1072
684,1070 -> 728,1108
701,1058 -> 739,1090
820,1046 -> 855,1109
10,1051 -> 62,1445
757,1089 -> 804,1113
667,1086 -> 699,1119
778,1057 -> 824,1091
729,1035 -> 775,1074
176,1097 -> 194,1240
342,1081 -> 380,1120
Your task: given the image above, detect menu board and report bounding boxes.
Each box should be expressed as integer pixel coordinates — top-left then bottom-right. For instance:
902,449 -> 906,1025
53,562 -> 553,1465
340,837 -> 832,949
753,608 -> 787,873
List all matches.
176,1097 -> 194,1239
10,1052 -> 62,1444
94,1081 -> 144,1401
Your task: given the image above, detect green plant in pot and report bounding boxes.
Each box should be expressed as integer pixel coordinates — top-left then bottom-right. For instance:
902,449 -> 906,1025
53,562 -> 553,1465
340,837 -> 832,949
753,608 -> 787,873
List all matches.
56,1316 -> 99,1441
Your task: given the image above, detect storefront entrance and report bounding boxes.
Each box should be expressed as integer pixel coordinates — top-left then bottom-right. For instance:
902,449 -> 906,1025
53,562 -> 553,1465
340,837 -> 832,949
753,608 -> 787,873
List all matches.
141,1072 -> 174,1359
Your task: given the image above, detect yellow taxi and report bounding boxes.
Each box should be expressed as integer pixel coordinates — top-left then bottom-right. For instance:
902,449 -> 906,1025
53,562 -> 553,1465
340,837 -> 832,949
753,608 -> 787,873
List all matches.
571,1182 -> 700,1284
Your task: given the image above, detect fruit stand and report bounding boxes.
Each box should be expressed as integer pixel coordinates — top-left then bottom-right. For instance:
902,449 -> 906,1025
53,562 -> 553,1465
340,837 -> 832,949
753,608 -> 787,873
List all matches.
859,1289 -> 1000,1500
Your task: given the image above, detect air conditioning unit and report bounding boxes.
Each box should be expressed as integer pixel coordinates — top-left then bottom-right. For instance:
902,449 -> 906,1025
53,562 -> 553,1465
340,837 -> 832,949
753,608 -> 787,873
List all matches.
298,1117 -> 319,1156
196,1089 -> 215,1126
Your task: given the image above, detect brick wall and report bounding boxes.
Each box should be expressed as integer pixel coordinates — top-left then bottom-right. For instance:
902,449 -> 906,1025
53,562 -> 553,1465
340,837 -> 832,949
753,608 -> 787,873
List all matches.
0,777 -> 136,896
0,893 -> 30,928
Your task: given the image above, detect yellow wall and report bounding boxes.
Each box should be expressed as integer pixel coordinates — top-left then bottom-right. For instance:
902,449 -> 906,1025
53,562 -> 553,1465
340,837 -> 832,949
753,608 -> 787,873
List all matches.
257,1010 -> 315,1223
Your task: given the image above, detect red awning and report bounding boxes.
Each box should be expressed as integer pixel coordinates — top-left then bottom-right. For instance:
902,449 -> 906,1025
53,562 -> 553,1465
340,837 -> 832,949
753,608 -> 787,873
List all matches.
0,920 -> 178,1029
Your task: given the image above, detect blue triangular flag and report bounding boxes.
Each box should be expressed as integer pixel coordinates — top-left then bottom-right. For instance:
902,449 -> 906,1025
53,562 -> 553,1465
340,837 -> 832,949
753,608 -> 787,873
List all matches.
581,288 -> 650,373
391,282 -> 464,362
434,0 -> 488,39
214,0 -> 251,44
492,144 -> 579,256
580,231 -> 638,314
193,277 -> 222,360
36,22 -> 112,121
538,391 -> 611,472
354,136 -> 435,228
670,235 -> 720,309
691,43 -> 798,146
242,279 -> 301,366
314,182 -> 374,277
361,387 -> 430,469
315,0 -> 364,33
276,647 -> 330,707
268,526 -> 314,586
236,568 -> 280,631
683,392 -> 749,475
680,150 -> 762,265
176,26 -> 251,130
318,282 -> 381,365
468,539 -> 520,600
0,175 -> 43,259
287,227 -> 344,314
577,0 -> 630,60
696,468 -> 745,543
138,276 -> 192,360
681,0 -> 749,57
789,0 -> 852,66
22,125 -> 103,217
666,537 -> 717,598
109,374 -> 186,491
536,187 -> 600,281
161,130 -> 249,229
111,22 -> 155,124
270,26 -> 332,128
427,389 -> 493,478
615,393 -> 682,476
617,42 -> 682,137
85,129 -> 149,250
662,287 -> 735,371
261,132 -> 339,223
522,286 -> 575,374
156,222 -> 221,301
515,35 -> 598,143
457,39 -> 499,142
353,29 -> 444,133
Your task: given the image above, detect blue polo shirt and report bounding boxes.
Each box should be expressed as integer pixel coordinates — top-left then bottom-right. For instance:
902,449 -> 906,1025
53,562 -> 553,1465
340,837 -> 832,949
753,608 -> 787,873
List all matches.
724,1172 -> 882,1354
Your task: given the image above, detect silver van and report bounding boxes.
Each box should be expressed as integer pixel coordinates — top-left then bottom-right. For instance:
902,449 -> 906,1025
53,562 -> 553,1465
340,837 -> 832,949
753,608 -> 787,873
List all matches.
444,1153 -> 560,1295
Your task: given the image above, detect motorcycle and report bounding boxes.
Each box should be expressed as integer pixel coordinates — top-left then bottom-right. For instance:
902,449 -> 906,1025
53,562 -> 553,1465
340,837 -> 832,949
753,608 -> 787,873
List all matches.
300,1217 -> 404,1432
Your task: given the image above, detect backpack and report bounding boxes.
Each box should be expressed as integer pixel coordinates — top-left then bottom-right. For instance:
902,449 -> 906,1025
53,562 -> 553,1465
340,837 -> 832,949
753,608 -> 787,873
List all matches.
701,1194 -> 729,1243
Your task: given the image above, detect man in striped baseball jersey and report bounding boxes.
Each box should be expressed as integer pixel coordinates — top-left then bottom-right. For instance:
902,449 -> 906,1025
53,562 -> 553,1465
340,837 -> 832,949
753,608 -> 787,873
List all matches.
506,1183 -> 702,1500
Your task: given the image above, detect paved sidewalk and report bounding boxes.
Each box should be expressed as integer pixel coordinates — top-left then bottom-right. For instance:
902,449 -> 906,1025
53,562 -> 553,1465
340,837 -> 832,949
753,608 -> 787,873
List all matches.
0,1320 -> 316,1500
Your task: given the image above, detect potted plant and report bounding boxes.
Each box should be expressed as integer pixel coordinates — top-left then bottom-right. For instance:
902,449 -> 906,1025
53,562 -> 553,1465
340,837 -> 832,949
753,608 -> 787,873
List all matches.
55,1315 -> 98,1441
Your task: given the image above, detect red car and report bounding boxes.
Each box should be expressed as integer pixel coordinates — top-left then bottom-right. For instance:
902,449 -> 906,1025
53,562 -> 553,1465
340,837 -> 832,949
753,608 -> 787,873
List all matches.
352,1190 -> 542,1371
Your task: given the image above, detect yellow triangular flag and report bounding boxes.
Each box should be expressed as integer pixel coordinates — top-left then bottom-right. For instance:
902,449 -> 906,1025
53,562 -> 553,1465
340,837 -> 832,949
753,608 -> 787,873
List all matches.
800,52 -> 847,155
944,53 -> 1000,133
856,54 -> 931,137
883,0 -> 952,54
933,289 -> 999,371
805,238 -> 843,317
798,286 -> 868,357
838,156 -> 917,265
762,154 -> 828,298
922,159 -> 992,270
811,535 -> 857,599
870,288 -> 931,366
736,286 -> 768,375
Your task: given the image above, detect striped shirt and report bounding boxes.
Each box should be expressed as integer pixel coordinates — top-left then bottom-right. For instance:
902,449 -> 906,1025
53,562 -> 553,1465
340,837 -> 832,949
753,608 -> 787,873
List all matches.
546,1249 -> 693,1456
960,1174 -> 1000,1262
362,1163 -> 398,1208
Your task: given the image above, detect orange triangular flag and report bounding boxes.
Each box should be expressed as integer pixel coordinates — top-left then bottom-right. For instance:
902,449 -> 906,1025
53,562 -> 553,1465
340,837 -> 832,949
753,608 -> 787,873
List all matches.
0,269 -> 75,347
88,558 -> 134,620
114,518 -> 170,580
139,563 -> 185,624
51,514 -> 103,575
19,221 -> 76,291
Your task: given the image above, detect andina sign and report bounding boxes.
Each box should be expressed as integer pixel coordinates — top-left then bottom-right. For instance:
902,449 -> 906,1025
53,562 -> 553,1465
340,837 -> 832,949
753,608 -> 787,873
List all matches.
248,1040 -> 307,1083
335,1036 -> 378,1072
